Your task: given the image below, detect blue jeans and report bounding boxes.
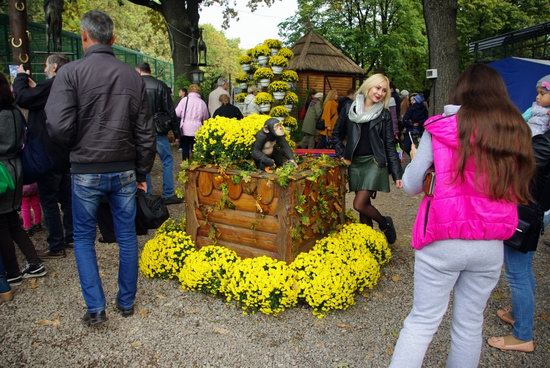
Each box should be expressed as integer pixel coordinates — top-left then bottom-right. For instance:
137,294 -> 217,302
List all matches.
72,170 -> 138,313
0,251 -> 10,293
37,171 -> 73,251
145,135 -> 174,198
504,247 -> 535,341
543,209 -> 550,229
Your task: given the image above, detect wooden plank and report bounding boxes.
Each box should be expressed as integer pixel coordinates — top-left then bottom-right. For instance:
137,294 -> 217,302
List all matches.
197,171 -> 213,197
195,236 -> 280,260
257,178 -> 275,205
195,207 -> 280,234
197,222 -> 278,252
197,189 -> 279,216
185,170 -> 201,242
227,180 -> 242,200
274,177 -> 292,262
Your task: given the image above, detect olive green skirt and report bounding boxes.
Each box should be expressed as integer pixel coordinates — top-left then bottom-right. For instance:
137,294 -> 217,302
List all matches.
348,155 -> 390,192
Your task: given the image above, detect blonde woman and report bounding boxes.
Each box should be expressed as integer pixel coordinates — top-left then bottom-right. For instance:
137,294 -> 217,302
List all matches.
333,74 -> 403,243
317,89 -> 338,149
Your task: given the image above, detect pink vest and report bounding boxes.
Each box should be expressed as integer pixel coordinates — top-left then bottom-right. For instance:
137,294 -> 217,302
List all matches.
411,114 -> 517,250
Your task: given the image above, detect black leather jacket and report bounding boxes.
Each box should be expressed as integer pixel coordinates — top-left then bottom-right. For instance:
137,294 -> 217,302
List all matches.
333,101 -> 403,181
45,44 -> 155,182
142,75 -> 179,137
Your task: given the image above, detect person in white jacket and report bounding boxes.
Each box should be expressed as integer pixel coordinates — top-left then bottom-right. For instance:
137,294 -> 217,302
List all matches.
243,86 -> 260,116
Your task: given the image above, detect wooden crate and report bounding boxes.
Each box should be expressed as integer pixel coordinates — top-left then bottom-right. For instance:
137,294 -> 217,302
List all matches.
185,166 -> 346,263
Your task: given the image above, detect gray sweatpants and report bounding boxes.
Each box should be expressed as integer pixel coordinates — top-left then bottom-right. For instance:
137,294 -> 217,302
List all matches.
390,239 -> 503,368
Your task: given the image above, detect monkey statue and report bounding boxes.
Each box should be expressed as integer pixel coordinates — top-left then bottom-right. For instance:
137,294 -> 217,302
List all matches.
251,118 -> 297,171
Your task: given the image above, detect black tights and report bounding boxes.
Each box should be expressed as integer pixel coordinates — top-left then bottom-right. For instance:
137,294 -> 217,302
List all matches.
353,190 -> 386,228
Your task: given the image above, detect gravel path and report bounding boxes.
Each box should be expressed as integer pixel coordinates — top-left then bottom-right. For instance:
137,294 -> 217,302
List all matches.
1,148 -> 549,367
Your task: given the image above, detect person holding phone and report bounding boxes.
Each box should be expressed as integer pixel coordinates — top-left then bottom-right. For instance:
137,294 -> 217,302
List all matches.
333,74 -> 403,244
390,64 -> 535,367
402,94 -> 428,156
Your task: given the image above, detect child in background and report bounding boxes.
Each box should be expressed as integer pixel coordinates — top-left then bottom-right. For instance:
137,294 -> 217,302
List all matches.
524,75 -> 550,137
21,183 -> 42,235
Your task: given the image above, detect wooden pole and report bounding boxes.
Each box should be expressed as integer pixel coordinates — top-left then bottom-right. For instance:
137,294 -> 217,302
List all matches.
8,0 -> 31,70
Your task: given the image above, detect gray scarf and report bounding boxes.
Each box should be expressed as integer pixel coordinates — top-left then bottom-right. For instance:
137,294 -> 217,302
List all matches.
348,94 -> 384,124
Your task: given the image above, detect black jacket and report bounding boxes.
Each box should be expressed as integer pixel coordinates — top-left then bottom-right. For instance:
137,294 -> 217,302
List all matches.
512,131 -> 550,252
532,131 -> 550,211
403,103 -> 428,132
45,44 -> 155,182
12,74 -> 69,173
213,104 -> 243,120
333,102 -> 402,181
142,75 -> 179,137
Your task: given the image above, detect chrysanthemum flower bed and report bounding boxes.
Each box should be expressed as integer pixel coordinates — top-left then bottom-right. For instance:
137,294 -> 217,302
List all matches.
140,221 -> 391,317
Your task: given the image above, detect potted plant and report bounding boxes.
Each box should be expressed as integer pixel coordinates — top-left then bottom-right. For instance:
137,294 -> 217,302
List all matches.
254,92 -> 274,112
235,92 -> 247,112
246,47 -> 258,62
269,55 -> 289,74
254,45 -> 272,66
253,67 -> 274,87
283,92 -> 298,111
264,39 -> 283,55
269,105 -> 290,119
281,70 -> 299,89
284,116 -> 298,130
235,72 -> 249,89
268,81 -> 289,100
239,55 -> 252,71
277,47 -> 294,59
235,92 -> 247,103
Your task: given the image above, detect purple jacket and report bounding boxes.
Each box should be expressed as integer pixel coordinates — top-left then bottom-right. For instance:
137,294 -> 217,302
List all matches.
411,114 -> 518,249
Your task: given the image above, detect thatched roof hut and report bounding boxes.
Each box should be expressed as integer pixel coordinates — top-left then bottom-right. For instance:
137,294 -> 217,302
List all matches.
289,31 -> 365,103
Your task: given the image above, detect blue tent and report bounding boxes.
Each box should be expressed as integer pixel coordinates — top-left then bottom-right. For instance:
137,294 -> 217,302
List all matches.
489,57 -> 550,113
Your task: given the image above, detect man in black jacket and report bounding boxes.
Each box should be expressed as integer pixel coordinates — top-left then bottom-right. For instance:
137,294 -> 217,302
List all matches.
12,54 -> 73,259
136,62 -> 181,205
45,10 -> 155,326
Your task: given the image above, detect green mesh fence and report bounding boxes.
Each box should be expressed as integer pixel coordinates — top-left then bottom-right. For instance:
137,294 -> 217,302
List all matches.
0,13 -> 173,88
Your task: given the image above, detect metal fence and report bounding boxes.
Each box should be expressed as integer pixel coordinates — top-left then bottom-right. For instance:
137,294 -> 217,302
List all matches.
469,22 -> 550,62
0,13 -> 174,88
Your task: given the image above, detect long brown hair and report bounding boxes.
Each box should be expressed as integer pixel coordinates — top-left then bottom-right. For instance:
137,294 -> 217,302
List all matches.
451,64 -> 534,203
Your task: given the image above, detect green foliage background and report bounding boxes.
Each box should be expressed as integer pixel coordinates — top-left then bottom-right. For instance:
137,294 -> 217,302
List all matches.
278,0 -> 547,92
6,0 -> 548,96
11,0 -> 242,96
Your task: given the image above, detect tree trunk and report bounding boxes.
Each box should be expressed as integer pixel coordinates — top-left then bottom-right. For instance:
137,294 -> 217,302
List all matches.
160,0 -> 199,80
128,0 -> 200,80
8,0 -> 31,70
422,0 -> 460,115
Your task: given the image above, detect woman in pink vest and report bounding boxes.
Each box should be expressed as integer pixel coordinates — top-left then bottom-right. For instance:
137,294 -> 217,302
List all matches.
390,64 -> 535,368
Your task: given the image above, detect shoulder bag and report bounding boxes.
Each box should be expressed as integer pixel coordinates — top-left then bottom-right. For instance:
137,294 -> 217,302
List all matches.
504,203 -> 543,253
136,189 -> 170,229
179,96 -> 190,137
12,109 -> 54,184
315,117 -> 326,130
0,162 -> 15,194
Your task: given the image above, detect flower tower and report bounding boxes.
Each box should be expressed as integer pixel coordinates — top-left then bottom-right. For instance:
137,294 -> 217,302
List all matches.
235,39 -> 299,133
